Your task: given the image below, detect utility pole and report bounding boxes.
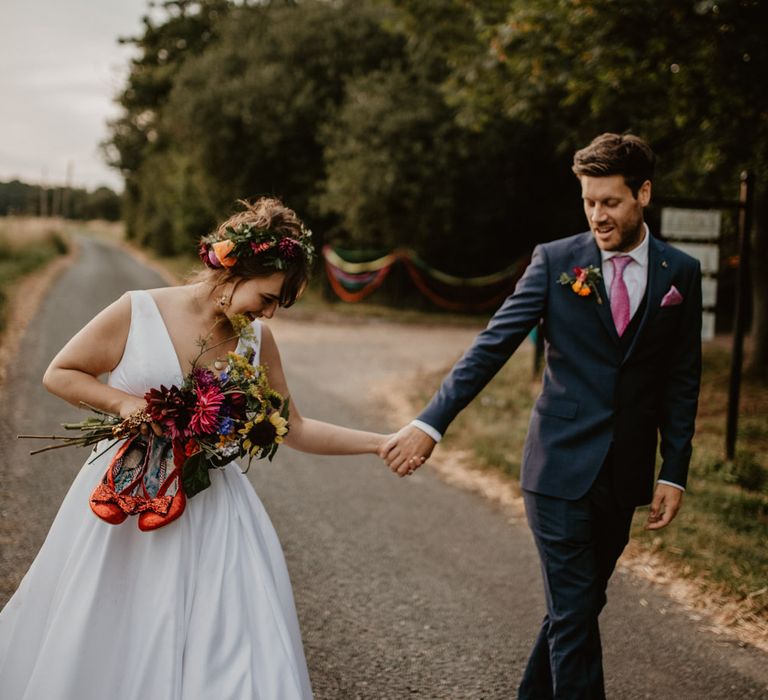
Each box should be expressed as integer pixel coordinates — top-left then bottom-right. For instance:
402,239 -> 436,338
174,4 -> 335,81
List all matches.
63,161 -> 74,219
725,171 -> 754,460
39,167 -> 48,217
52,184 -> 61,218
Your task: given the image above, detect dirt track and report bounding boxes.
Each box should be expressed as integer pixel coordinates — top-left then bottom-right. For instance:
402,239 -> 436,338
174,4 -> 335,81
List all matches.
1,236 -> 767,698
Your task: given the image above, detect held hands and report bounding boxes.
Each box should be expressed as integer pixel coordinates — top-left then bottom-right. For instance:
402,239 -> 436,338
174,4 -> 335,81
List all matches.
379,425 -> 436,477
645,483 -> 684,530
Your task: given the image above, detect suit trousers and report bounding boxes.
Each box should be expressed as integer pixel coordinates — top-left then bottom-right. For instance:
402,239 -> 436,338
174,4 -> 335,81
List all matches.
518,458 -> 635,700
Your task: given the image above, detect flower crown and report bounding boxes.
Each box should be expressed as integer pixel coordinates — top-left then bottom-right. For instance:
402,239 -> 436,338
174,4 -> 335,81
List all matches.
198,222 -> 315,271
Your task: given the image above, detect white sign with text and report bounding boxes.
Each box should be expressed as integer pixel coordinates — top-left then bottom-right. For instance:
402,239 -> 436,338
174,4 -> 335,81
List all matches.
661,208 -> 722,241
661,207 -> 721,342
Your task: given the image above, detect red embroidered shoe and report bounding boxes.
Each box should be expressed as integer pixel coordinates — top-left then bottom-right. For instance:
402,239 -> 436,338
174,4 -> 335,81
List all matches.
137,439 -> 186,531
137,467 -> 186,531
89,434 -> 150,525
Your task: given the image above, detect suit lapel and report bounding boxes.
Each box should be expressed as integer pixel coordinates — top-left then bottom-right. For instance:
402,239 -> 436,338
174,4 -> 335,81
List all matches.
623,235 -> 672,362
570,235 -> 619,344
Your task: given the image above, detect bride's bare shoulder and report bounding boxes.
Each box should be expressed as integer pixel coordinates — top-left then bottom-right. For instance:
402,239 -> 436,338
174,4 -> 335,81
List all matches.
143,285 -> 190,309
143,285 -> 185,300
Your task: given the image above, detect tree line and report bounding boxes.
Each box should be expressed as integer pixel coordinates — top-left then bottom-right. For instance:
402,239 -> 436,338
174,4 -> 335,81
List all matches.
0,179 -> 121,221
105,0 -> 767,376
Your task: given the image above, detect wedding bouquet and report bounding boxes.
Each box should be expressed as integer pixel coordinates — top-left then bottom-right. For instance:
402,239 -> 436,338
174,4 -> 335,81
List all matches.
143,346 -> 288,497
20,322 -> 289,501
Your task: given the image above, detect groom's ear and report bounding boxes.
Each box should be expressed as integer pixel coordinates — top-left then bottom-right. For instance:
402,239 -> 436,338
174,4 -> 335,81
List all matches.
637,180 -> 652,207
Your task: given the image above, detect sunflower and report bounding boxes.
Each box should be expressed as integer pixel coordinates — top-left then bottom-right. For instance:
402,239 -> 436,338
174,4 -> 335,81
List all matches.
239,411 -> 289,456
268,411 -> 289,443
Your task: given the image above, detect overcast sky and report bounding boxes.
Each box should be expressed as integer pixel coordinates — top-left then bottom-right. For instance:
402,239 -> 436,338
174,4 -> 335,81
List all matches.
0,0 -> 152,191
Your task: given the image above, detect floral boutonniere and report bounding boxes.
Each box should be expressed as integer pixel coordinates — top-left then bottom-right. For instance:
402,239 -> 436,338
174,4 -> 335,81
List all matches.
558,265 -> 603,304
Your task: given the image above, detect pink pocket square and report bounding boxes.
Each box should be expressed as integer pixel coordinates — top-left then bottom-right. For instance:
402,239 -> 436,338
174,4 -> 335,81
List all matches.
660,285 -> 683,307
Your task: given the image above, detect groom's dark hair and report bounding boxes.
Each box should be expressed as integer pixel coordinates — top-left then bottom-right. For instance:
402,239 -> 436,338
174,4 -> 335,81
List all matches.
572,133 -> 655,198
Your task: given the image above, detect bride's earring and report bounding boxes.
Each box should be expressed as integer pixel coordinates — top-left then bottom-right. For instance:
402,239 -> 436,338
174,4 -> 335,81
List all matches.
215,293 -> 230,310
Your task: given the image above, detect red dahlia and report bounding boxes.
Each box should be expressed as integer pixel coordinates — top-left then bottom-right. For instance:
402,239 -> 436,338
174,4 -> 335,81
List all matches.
188,385 -> 225,435
145,385 -> 194,440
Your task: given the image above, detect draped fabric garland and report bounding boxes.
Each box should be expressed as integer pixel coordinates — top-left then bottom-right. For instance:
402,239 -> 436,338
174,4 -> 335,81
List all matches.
322,247 -> 397,303
322,245 -> 530,311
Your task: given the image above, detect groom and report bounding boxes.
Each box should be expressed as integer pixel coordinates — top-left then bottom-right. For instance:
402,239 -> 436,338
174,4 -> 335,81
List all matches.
382,133 -> 702,699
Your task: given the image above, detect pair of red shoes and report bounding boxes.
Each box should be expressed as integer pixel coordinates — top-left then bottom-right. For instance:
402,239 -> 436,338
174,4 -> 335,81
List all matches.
89,433 -> 186,531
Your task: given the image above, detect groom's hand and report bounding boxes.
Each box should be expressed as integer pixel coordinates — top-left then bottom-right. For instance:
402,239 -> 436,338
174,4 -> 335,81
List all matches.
379,425 -> 436,477
645,483 -> 684,530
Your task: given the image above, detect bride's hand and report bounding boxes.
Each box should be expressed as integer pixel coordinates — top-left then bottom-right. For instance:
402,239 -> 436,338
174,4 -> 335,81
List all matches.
118,397 -> 163,437
380,425 -> 434,477
375,433 -> 397,457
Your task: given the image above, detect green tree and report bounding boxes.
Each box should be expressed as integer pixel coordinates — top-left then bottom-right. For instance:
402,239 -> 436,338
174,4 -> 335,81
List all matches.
0,180 -> 37,216
0,180 -> 120,220
407,0 -> 768,377
315,0 -> 579,274
81,187 -> 122,221
109,0 -> 404,254
167,0 -> 403,226
104,0 -> 233,249
317,69 -> 460,255
317,66 -> 575,273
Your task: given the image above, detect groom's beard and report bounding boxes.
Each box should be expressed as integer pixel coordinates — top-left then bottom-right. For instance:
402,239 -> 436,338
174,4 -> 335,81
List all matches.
593,212 -> 645,252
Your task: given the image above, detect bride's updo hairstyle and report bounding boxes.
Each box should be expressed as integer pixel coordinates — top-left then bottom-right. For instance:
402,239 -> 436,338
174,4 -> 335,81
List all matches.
197,197 -> 315,307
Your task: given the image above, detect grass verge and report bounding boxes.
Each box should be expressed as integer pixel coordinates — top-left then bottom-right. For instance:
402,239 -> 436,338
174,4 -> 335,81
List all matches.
0,217 -> 70,333
417,339 -> 768,631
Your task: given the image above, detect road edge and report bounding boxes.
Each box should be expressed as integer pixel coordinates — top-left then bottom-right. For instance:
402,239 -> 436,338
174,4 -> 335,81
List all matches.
0,240 -> 78,390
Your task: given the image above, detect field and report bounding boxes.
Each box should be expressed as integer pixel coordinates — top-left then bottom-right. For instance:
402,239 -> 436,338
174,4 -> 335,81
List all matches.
0,217 -> 70,332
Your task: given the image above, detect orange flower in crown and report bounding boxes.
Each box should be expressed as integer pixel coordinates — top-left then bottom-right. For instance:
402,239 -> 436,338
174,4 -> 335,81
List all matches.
198,221 -> 315,272
211,240 -> 237,268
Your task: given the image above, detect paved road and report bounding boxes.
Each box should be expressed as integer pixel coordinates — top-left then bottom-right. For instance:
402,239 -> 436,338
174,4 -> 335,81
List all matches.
1,238 -> 766,699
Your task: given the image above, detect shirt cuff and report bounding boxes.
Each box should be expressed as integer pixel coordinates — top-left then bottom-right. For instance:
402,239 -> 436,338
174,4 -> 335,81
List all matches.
410,420 -> 442,443
657,479 -> 685,492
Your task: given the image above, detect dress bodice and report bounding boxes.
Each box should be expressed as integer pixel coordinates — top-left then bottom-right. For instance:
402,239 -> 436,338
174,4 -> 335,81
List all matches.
108,290 -> 262,397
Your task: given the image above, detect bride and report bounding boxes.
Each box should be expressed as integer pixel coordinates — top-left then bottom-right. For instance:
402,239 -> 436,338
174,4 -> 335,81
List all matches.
0,197 -> 390,699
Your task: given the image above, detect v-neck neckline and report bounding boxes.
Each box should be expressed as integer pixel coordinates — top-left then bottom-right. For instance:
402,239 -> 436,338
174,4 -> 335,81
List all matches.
141,290 -> 241,379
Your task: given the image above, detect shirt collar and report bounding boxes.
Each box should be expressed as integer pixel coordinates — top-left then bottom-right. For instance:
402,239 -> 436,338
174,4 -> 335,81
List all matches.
600,223 -> 649,268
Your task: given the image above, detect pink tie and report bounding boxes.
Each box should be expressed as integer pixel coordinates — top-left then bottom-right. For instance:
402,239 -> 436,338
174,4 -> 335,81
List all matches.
609,255 -> 632,337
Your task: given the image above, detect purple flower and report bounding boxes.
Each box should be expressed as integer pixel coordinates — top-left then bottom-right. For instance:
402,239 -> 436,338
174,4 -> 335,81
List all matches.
208,249 -> 222,268
278,238 -> 300,258
192,367 -> 218,391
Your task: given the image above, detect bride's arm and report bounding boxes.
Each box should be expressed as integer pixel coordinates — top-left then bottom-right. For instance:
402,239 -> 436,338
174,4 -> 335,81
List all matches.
260,325 -> 387,456
42,293 -> 146,419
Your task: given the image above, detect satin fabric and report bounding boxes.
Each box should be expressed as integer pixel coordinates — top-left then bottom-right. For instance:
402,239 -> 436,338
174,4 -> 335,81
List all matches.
0,290 -> 313,699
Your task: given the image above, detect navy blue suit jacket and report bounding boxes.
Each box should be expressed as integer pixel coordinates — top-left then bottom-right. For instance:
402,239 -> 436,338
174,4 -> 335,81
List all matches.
418,232 -> 702,507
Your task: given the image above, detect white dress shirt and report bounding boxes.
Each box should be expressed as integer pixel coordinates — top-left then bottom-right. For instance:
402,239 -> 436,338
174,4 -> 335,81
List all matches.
600,223 -> 649,321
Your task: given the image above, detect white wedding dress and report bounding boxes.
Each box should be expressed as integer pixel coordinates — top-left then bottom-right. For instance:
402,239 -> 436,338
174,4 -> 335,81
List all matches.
0,290 -> 313,699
